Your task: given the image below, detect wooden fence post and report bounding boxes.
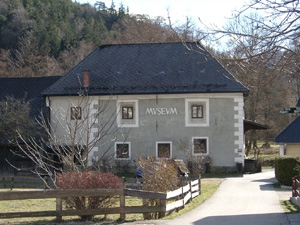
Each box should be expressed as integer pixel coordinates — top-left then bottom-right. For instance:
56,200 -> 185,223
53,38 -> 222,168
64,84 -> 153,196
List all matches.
44,177 -> 48,190
181,186 -> 185,209
142,198 -> 149,220
292,176 -> 300,197
119,178 -> 125,220
296,176 -> 298,197
10,176 -> 14,190
159,198 -> 166,218
56,197 -> 62,221
189,180 -> 192,202
2,177 -> 6,188
292,177 -> 296,197
199,174 -> 201,195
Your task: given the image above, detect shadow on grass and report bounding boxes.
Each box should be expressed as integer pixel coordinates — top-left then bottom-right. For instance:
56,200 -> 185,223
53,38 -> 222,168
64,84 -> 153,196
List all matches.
281,200 -> 300,214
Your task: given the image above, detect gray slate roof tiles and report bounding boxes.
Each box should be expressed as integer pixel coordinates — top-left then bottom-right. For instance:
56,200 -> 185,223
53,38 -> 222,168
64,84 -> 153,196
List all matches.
43,42 -> 249,96
275,115 -> 300,143
0,76 -> 61,117
0,76 -> 61,144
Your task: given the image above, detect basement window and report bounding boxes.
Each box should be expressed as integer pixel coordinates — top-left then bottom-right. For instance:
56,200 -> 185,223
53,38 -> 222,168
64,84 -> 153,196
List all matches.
156,142 -> 172,158
193,137 -> 208,155
71,107 -> 82,120
115,142 -> 130,159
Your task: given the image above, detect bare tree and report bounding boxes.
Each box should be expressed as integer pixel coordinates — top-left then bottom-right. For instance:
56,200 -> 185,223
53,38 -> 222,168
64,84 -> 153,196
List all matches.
216,42 -> 291,150
101,15 -> 181,44
196,1 -> 300,146
57,40 -> 95,73
0,95 -> 39,143
7,32 -> 95,77
15,92 -> 128,188
203,0 -> 300,57
199,0 -> 300,88
7,31 -> 63,77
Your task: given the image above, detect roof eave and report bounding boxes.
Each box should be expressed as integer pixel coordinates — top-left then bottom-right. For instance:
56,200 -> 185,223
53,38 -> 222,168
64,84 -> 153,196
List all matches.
43,90 -> 249,97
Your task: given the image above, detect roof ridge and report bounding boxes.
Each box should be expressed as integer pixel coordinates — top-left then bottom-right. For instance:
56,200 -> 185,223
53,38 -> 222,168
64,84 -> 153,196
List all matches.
98,41 -> 198,49
0,75 -> 61,80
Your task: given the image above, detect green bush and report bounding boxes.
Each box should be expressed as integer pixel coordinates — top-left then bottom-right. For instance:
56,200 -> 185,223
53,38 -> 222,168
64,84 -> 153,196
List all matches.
275,156 -> 300,186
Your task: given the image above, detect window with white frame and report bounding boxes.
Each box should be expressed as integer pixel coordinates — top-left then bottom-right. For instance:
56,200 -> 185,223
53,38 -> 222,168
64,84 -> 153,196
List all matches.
192,137 -> 208,155
117,100 -> 138,127
115,142 -> 130,159
185,99 -> 209,127
156,142 -> 172,158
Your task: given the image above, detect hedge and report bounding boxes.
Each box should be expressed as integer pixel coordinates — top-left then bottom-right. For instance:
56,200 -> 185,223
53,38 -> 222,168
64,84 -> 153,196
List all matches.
275,156 -> 300,186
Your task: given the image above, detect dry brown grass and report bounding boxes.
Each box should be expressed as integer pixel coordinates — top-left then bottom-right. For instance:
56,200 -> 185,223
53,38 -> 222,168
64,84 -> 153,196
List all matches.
0,175 -> 226,225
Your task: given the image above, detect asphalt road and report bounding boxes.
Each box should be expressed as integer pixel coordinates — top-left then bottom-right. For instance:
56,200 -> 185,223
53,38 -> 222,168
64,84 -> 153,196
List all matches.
127,169 -> 300,225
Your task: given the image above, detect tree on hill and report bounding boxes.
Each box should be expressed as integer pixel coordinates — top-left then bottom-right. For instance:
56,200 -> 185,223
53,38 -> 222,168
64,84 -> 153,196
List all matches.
0,0 -> 133,77
0,0 -> 128,56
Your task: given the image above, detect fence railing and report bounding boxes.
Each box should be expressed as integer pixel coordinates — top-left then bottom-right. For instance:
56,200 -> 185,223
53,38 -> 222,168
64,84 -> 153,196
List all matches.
292,176 -> 300,197
0,178 -> 200,221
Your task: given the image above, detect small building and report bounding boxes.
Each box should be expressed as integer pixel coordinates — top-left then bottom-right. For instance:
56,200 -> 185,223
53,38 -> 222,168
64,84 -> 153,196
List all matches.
43,42 -> 249,172
0,76 -> 61,174
275,115 -> 300,156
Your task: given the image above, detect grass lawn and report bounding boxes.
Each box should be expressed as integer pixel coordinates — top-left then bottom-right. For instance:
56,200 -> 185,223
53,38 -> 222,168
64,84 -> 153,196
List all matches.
0,174 -> 227,225
162,176 -> 224,220
281,200 -> 300,214
1,170 -> 298,224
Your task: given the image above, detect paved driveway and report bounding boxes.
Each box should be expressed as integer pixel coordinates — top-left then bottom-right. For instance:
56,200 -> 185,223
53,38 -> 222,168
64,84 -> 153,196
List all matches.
127,169 -> 300,225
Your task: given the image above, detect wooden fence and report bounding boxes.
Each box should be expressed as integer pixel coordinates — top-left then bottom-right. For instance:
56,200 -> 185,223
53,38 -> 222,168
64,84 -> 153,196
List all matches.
0,178 -> 200,221
292,176 -> 300,197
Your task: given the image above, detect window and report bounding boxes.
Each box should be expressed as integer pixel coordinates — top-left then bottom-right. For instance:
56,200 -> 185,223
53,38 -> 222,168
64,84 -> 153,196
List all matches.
185,99 -> 209,127
156,142 -> 172,158
117,100 -> 139,127
122,106 -> 133,119
115,142 -> 130,159
71,107 -> 82,120
191,105 -> 203,118
193,137 -> 208,154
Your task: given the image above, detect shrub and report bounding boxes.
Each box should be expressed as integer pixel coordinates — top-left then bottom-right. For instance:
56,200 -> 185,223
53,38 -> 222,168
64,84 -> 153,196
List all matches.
138,157 -> 180,192
56,171 -> 121,220
187,155 -> 211,176
137,157 -> 180,219
275,156 -> 300,186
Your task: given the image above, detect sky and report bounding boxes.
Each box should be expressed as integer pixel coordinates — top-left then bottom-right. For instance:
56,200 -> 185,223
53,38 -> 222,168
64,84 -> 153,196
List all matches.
74,0 -> 248,27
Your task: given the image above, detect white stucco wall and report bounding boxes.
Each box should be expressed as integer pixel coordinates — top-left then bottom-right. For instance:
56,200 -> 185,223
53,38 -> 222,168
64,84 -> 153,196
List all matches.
47,92 -> 245,171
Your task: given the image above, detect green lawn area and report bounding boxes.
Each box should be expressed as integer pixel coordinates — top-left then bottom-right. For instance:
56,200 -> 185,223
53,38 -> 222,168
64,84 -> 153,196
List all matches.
281,200 -> 300,214
246,141 -> 280,167
0,173 -> 227,225
1,170 -> 298,224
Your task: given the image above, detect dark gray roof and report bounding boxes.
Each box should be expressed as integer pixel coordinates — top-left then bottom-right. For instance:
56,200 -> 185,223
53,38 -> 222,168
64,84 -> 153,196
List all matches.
244,119 -> 269,133
275,116 -> 300,143
0,76 -> 61,144
0,76 -> 61,117
43,42 -> 249,96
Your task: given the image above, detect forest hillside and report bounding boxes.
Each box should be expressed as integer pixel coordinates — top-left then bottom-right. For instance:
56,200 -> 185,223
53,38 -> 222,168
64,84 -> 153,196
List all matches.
0,0 -> 183,77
